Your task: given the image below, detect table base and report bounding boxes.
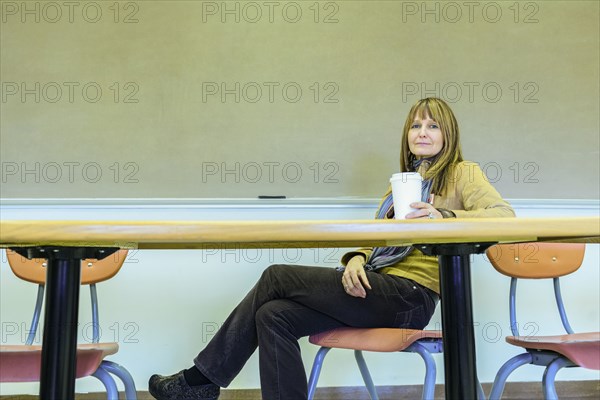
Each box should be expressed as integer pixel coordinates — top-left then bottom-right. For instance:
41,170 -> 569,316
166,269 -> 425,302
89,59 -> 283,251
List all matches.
11,246 -> 119,400
421,242 -> 495,400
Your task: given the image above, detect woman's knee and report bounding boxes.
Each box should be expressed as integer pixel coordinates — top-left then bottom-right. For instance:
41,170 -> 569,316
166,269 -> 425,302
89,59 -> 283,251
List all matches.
255,301 -> 283,330
255,299 -> 300,329
260,263 -> 293,282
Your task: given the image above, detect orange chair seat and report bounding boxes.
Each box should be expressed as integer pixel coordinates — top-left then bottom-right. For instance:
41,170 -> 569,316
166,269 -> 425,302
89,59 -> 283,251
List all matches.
309,327 -> 442,352
506,332 -> 600,370
0,343 -> 119,382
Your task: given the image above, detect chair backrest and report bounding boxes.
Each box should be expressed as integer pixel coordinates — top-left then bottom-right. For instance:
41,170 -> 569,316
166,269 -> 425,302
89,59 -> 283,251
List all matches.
486,242 -> 586,336
486,242 -> 585,279
5,249 -> 129,285
4,249 -> 129,345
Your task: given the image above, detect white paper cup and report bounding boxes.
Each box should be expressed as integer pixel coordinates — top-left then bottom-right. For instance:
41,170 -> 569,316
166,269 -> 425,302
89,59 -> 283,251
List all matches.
389,172 -> 422,219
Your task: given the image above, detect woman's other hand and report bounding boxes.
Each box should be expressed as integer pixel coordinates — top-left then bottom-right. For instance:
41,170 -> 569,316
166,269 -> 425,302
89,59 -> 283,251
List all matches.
342,255 -> 371,298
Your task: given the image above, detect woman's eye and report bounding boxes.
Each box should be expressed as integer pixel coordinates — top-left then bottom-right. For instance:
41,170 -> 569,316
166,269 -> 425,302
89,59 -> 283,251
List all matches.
411,124 -> 420,129
429,124 -> 439,129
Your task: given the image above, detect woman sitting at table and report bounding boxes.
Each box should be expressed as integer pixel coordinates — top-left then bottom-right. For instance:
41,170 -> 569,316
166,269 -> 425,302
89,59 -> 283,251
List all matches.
148,97 -> 515,400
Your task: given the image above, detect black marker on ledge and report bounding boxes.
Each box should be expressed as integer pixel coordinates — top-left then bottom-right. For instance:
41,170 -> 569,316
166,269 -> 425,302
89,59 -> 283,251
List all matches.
258,195 -> 287,199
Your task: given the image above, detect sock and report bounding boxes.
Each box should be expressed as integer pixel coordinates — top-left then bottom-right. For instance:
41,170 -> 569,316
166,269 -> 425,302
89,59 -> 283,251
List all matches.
183,365 -> 213,387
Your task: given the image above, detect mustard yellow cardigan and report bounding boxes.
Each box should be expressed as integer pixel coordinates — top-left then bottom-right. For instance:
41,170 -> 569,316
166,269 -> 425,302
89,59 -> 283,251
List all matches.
340,161 -> 515,294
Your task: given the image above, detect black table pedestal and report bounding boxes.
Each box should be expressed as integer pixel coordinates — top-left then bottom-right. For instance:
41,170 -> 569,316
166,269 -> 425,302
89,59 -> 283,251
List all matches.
11,246 -> 118,400
421,242 -> 495,400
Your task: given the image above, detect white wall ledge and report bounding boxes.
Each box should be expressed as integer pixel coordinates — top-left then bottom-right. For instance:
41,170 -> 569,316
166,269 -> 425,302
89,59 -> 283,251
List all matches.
2,197 -> 599,208
1,198 -> 598,221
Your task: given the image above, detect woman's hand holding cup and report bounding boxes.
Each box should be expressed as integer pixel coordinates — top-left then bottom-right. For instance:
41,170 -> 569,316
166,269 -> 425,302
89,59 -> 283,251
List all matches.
406,202 -> 443,219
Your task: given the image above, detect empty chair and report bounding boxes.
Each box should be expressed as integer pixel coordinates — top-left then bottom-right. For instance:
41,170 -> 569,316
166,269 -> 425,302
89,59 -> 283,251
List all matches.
487,242 -> 600,400
0,249 -> 137,400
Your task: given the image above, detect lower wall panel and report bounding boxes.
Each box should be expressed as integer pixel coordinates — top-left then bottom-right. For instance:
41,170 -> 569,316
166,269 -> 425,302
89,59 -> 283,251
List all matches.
0,198 -> 598,395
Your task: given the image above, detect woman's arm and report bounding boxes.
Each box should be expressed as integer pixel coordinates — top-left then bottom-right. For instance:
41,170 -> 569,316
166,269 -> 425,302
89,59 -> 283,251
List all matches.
340,248 -> 373,266
339,186 -> 392,265
451,162 -> 515,218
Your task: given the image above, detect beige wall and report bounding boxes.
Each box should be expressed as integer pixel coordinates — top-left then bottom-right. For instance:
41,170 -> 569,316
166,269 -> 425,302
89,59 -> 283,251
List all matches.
1,0 -> 599,199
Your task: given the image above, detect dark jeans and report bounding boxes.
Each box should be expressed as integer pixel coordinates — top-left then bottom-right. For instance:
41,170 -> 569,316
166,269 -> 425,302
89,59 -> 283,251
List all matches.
194,264 -> 438,400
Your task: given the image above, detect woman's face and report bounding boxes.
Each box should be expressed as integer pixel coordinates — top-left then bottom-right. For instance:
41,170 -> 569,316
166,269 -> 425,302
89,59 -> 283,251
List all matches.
407,114 -> 444,159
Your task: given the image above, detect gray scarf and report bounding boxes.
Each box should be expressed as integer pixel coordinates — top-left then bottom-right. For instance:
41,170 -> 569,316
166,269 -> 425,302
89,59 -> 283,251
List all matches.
363,158 -> 434,271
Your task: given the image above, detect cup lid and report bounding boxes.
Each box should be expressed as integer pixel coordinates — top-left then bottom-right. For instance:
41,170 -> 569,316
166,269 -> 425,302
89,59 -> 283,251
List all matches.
390,172 -> 422,181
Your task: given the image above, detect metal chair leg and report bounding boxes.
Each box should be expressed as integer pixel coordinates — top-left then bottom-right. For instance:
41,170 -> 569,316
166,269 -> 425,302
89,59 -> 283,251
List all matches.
542,357 -> 571,400
101,360 -> 138,400
489,353 -> 533,400
477,380 -> 485,400
406,342 -> 438,400
92,365 -> 119,400
307,347 -> 331,400
354,350 -> 379,400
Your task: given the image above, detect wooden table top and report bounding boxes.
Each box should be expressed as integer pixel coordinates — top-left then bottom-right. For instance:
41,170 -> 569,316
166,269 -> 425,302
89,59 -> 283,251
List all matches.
1,217 -> 598,249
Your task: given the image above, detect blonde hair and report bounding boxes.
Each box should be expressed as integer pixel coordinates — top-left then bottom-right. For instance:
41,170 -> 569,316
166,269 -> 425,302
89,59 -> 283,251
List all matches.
399,97 -> 463,195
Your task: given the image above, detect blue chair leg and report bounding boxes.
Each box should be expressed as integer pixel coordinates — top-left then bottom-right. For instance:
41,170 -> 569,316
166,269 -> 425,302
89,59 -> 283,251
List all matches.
354,350 -> 379,400
406,342 -> 437,400
101,360 -> 138,400
477,380 -> 485,400
489,353 -> 533,400
307,347 -> 331,400
92,365 -> 119,400
542,357 -> 571,400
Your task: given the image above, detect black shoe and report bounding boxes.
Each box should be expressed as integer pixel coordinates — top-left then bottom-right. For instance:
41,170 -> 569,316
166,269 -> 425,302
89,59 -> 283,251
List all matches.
149,370 -> 220,400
